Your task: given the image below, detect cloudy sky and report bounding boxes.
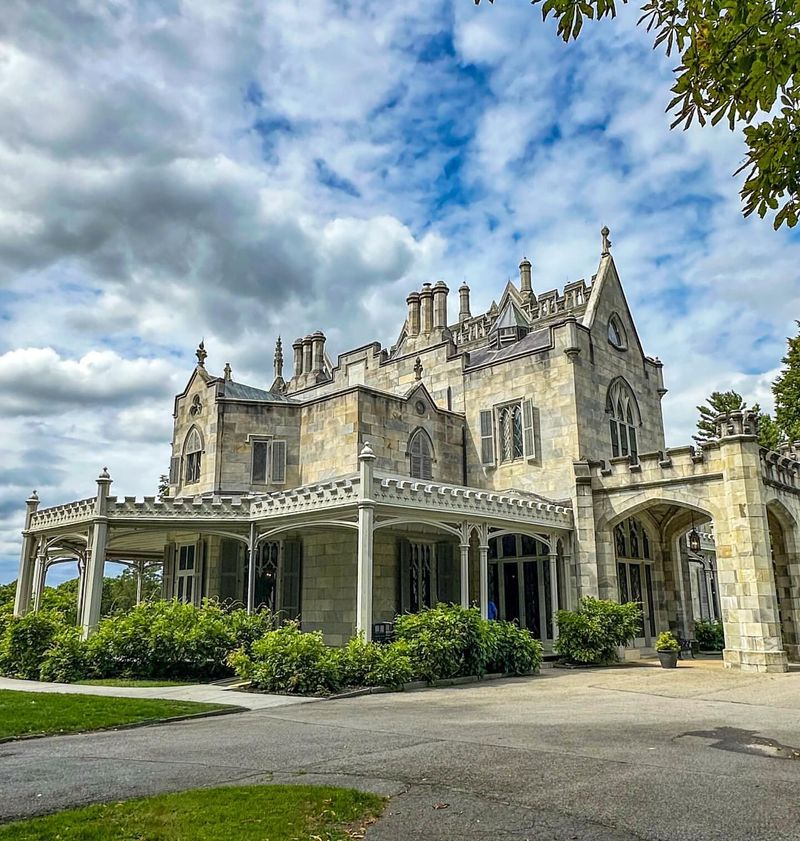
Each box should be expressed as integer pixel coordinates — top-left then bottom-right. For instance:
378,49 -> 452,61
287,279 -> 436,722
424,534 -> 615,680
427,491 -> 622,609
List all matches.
1,1 -> 799,584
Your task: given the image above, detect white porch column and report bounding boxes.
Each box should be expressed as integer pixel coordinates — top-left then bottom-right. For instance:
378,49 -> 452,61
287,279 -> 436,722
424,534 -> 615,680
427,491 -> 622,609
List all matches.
247,522 -> 256,614
76,555 -> 87,624
356,443 -> 376,640
478,523 -> 489,620
135,561 -> 144,605
549,540 -> 560,641
31,541 -> 47,612
81,469 -> 112,638
459,522 -> 471,608
13,491 -> 40,617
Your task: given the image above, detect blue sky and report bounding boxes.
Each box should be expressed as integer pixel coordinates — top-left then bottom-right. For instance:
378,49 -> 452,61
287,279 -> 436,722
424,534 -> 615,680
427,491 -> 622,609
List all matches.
1,1 -> 799,584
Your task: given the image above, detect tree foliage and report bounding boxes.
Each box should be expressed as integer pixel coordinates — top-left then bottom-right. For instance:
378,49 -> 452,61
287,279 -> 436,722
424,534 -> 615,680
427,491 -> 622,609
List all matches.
693,389 -> 746,443
475,0 -> 800,229
773,320 -> 800,441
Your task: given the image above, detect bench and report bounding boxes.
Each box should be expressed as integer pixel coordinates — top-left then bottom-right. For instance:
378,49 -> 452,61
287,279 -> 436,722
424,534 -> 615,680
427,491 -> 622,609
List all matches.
372,621 -> 395,644
677,637 -> 697,659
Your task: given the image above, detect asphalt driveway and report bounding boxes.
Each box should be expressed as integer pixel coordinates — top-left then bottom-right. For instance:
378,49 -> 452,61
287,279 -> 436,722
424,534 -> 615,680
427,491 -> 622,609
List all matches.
2,659 -> 799,840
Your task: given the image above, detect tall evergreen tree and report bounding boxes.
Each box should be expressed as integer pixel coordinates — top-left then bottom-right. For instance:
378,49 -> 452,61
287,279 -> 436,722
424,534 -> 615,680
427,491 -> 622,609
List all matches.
773,321 -> 800,442
694,390 -> 747,443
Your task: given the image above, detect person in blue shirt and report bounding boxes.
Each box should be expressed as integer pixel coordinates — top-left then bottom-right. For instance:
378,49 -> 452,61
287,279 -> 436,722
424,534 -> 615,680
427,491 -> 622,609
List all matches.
488,600 -> 498,620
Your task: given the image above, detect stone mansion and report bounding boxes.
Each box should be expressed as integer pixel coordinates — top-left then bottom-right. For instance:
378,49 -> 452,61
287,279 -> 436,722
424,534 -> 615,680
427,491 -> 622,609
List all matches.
13,228 -> 800,672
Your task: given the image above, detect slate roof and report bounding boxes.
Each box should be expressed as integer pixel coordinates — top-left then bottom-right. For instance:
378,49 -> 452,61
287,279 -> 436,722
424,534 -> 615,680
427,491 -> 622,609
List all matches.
464,327 -> 552,369
223,381 -> 295,403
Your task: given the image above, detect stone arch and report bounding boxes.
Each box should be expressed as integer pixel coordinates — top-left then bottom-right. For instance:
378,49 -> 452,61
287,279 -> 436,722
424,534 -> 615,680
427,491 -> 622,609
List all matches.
766,500 -> 800,660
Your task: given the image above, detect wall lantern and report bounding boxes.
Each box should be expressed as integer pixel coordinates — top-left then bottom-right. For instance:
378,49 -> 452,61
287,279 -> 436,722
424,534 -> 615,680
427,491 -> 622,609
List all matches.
688,516 -> 702,554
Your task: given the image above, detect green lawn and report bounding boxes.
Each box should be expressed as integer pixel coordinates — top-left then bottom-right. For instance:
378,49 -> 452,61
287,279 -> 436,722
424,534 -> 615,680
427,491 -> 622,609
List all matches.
0,690 -> 231,740
76,678 -> 195,688
0,785 -> 385,840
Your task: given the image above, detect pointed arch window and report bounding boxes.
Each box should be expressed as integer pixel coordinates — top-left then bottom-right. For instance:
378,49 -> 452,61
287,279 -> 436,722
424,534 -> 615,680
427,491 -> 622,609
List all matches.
608,314 -> 626,349
498,404 -> 524,462
606,380 -> 639,461
183,427 -> 203,484
409,429 -> 434,480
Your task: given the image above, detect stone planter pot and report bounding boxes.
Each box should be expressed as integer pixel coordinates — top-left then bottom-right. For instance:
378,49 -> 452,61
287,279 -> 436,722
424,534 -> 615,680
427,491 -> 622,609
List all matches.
657,649 -> 679,669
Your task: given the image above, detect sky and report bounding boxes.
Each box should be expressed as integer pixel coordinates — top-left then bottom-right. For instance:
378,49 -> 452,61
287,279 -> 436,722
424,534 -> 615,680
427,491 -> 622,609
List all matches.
1,1 -> 799,585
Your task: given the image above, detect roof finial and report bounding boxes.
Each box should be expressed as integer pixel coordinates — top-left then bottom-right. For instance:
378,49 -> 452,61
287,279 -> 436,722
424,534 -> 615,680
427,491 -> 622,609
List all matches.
601,225 -> 611,257
196,339 -> 207,367
274,335 -> 284,380
223,362 -> 232,381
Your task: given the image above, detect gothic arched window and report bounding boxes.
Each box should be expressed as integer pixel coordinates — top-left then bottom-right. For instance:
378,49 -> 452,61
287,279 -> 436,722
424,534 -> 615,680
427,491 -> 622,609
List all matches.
608,314 -> 626,349
606,380 -> 640,461
409,429 -> 434,480
183,427 -> 203,484
498,404 -> 524,462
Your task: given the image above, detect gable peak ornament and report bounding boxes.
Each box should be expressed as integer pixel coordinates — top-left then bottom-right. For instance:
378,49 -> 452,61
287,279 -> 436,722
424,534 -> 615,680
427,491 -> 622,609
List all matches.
196,340 -> 207,367
601,225 -> 611,257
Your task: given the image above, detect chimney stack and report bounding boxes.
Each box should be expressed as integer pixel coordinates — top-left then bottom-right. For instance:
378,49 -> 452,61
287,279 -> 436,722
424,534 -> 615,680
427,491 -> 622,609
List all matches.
406,291 -> 421,337
292,338 -> 304,377
420,283 -> 434,334
302,335 -> 313,376
311,330 -> 326,374
432,281 -> 449,330
458,283 -> 471,323
519,257 -> 532,297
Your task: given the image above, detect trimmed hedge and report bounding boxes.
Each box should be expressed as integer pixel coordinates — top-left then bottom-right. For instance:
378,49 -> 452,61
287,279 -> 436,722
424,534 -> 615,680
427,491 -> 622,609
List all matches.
555,597 -> 642,665
229,604 -> 543,695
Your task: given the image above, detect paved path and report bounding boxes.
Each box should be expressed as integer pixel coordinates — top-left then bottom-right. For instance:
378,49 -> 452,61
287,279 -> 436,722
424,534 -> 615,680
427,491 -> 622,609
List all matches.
2,660 -> 800,840
0,676 -> 314,710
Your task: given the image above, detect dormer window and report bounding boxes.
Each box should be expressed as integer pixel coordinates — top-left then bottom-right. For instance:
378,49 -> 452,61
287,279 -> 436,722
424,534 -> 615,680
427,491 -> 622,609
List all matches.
608,314 -> 626,349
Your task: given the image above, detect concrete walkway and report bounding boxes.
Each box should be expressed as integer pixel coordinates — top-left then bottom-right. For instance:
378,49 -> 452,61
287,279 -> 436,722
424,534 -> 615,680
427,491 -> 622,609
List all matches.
0,676 -> 314,710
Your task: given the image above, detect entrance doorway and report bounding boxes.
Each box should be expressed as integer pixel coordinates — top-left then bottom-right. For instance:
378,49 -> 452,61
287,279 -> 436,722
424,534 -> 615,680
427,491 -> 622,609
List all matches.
487,533 -> 557,643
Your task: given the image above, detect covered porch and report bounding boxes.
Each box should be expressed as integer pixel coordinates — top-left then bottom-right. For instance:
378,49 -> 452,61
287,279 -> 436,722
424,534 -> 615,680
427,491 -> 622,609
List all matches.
14,445 -> 575,646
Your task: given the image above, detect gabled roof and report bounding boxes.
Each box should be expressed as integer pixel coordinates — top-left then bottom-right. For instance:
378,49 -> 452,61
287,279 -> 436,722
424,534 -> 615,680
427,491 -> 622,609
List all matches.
491,301 -> 529,331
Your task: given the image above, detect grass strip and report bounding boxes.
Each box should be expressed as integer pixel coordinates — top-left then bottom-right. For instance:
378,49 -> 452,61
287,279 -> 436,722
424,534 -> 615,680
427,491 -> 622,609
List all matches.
0,784 -> 385,840
0,689 -> 229,740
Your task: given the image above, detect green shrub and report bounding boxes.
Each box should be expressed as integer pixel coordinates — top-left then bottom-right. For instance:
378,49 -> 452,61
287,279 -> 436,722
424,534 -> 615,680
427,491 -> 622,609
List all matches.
223,606 -> 276,654
337,634 -> 383,687
230,622 -> 340,694
555,597 -> 642,665
695,619 -> 725,651
394,604 -> 489,682
368,640 -> 414,688
485,620 -> 543,675
655,631 -> 680,652
0,610 -> 67,679
39,627 -> 92,683
87,600 -> 235,681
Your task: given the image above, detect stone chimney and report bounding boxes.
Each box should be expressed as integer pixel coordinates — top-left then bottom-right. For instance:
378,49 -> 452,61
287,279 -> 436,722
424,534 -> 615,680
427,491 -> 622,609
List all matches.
458,283 -> 471,323
519,257 -> 532,297
420,283 -> 434,334
292,338 -> 304,378
432,281 -> 449,330
302,335 -> 313,376
311,330 -> 326,374
406,291 -> 421,337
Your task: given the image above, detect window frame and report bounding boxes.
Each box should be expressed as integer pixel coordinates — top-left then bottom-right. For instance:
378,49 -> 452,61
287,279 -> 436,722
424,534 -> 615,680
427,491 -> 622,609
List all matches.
249,436 -> 288,485
607,314 -> 627,350
175,544 -> 196,603
606,380 -> 640,461
408,428 -> 434,480
495,398 -> 536,465
182,427 -> 203,486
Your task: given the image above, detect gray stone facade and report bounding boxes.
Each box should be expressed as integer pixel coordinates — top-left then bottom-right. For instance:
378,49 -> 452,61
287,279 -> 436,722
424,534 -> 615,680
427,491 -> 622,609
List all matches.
14,229 -> 800,672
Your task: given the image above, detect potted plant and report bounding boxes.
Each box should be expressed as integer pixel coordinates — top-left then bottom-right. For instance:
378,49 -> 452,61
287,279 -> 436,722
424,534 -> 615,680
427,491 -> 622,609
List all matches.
655,631 -> 680,669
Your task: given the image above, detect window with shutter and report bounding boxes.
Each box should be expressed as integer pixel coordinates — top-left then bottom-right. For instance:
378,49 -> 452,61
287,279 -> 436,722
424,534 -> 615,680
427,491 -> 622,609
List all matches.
479,410 -> 495,466
408,429 -> 433,480
522,399 -> 536,459
251,440 -> 269,483
271,440 -> 287,484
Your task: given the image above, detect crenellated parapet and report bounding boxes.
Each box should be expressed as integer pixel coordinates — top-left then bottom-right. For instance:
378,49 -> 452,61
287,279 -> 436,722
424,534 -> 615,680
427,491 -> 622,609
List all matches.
760,447 -> 800,494
714,409 -> 760,440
